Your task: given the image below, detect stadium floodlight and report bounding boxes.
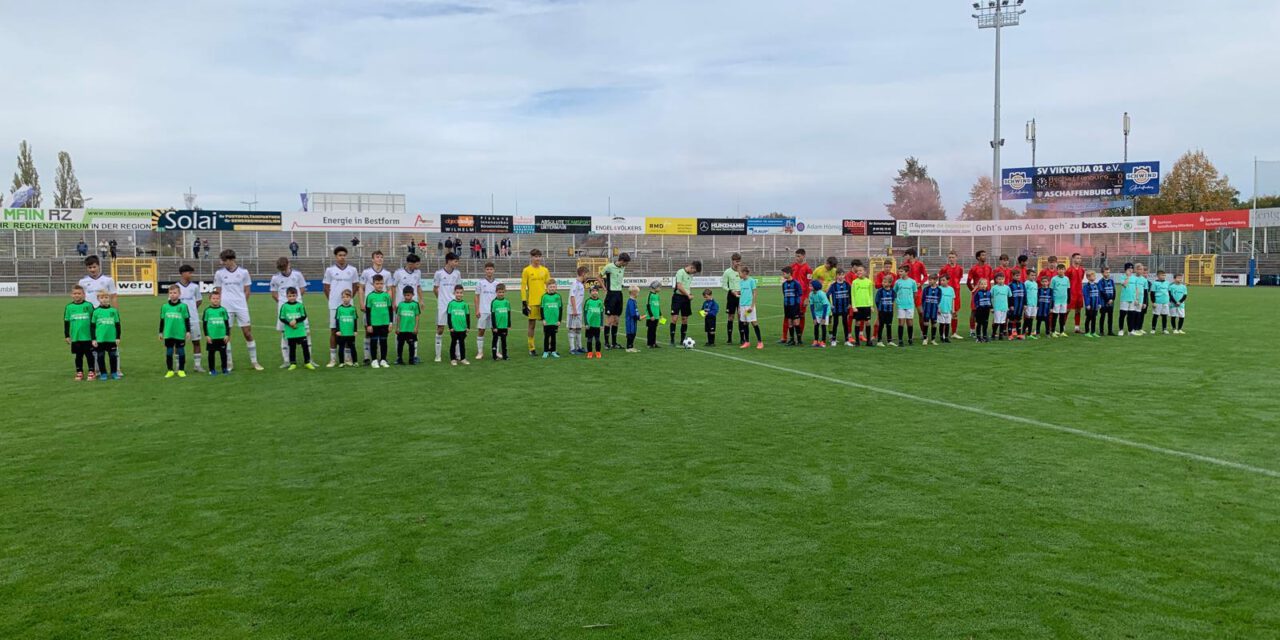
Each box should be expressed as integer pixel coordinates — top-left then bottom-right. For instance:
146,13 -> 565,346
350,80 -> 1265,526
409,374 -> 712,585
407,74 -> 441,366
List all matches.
1025,118 -> 1037,166
973,0 -> 1027,249
1123,111 -> 1131,162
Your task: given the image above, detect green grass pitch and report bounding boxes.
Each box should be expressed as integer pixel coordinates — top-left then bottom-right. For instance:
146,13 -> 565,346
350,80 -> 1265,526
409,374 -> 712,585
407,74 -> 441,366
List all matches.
2,286 -> 1279,639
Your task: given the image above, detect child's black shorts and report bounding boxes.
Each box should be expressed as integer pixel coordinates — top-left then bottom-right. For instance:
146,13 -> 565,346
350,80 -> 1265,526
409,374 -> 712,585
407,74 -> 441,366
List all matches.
853,308 -> 871,321
784,304 -> 802,320
71,340 -> 93,355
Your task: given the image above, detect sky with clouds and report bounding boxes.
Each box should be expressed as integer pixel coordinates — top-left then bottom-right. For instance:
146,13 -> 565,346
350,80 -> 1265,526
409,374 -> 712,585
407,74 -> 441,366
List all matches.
3,0 -> 1279,216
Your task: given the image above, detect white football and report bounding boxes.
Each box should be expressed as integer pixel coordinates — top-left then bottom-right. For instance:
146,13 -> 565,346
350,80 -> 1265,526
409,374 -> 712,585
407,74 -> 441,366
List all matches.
682,337 -> 696,349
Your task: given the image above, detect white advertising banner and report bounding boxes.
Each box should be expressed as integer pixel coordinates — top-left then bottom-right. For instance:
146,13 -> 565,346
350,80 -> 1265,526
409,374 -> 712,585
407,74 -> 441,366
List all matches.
896,219 -> 973,237
281,211 -> 441,234
0,282 -> 17,297
591,216 -> 646,234
792,218 -> 846,235
975,215 -> 1149,236
117,280 -> 155,296
1251,207 -> 1280,228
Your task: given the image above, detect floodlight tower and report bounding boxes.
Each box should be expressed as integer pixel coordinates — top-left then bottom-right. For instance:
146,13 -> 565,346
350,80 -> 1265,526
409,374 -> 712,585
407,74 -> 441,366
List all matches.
973,0 -> 1027,238
1025,118 -> 1037,166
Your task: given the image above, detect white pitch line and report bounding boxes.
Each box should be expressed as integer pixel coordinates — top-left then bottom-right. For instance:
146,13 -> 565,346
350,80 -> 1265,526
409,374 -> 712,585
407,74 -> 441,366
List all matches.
694,349 -> 1280,480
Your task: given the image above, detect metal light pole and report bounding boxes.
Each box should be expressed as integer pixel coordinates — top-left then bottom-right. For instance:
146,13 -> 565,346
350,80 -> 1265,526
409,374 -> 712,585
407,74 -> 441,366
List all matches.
1123,111 -> 1131,162
1025,118 -> 1037,166
974,0 -> 1026,253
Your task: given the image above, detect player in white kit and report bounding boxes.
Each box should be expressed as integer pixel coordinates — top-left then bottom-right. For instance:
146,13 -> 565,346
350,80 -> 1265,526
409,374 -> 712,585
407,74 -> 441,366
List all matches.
393,253 -> 424,308
431,252 -> 463,362
213,249 -> 263,370
323,245 -> 360,367
473,262 -> 499,360
176,264 -> 205,371
270,256 -> 311,367
359,250 -> 395,365
567,266 -> 587,355
78,255 -> 118,374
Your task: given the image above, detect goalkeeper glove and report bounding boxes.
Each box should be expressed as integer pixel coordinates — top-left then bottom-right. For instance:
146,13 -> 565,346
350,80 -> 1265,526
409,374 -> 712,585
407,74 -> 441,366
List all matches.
522,303 -> 530,316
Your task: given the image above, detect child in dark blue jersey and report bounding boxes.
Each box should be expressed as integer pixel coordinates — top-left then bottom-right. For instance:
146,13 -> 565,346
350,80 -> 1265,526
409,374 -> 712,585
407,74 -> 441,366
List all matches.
625,285 -> 641,352
875,276 -> 895,347
700,289 -> 719,346
972,278 -> 993,342
1009,270 -> 1027,339
920,275 -> 942,345
1098,267 -> 1117,335
781,266 -> 804,346
1082,270 -> 1103,338
828,269 -> 852,346
1035,276 -> 1054,337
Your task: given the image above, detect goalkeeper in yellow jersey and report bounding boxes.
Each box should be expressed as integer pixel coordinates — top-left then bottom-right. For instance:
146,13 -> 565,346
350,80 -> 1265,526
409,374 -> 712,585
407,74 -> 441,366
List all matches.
520,248 -> 551,357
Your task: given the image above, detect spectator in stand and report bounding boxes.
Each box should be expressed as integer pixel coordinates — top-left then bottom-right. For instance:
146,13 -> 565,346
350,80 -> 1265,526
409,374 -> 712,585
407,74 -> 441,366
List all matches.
108,239 -> 118,259
444,237 -> 454,254
77,240 -> 88,257
289,240 -> 299,257
98,240 -> 109,258
202,238 -> 210,257
193,237 -> 201,259
407,239 -> 417,256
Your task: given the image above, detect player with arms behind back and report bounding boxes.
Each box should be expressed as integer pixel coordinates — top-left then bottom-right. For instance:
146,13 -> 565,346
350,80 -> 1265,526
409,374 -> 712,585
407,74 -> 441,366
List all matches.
270,257 -> 309,368
323,245 -> 360,367
214,249 -> 262,370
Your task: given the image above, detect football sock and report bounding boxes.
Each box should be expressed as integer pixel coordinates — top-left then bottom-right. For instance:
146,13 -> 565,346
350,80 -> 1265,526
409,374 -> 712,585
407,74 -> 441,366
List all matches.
281,337 -> 290,362
477,336 -> 484,355
753,325 -> 761,342
330,347 -> 338,362
246,341 -> 257,364
364,337 -> 372,359
907,325 -> 913,341
679,324 -> 687,342
194,353 -> 203,370
437,334 -> 444,358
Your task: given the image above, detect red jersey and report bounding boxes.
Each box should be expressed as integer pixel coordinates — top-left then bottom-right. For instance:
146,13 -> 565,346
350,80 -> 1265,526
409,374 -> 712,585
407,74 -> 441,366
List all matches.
1013,265 -> 1029,284
993,265 -> 1013,286
1036,268 -> 1057,286
873,269 -> 894,289
1066,265 -> 1086,300
967,263 -> 993,291
904,259 -> 928,285
843,271 -> 857,285
792,261 -> 813,296
938,263 -> 964,293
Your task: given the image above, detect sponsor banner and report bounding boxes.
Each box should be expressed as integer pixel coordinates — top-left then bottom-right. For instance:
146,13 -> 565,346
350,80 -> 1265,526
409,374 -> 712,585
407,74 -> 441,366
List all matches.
1025,199 -> 1133,213
622,276 -> 674,287
1002,161 -> 1160,200
592,216 -> 646,234
281,210 -> 440,233
841,219 -> 897,236
117,280 -> 155,296
159,280 -> 219,295
0,208 -> 152,230
247,279 -> 325,294
440,214 -> 514,234
1215,273 -> 1248,287
1253,207 -> 1280,228
513,215 -> 535,234
792,218 -> 845,235
690,276 -> 722,288
896,219 -> 972,237
975,215 -> 1149,236
154,209 -> 282,231
0,282 -> 17,297
746,217 -> 796,235
645,217 -> 697,235
1149,210 -> 1250,232
534,215 -> 592,234
696,218 -> 747,235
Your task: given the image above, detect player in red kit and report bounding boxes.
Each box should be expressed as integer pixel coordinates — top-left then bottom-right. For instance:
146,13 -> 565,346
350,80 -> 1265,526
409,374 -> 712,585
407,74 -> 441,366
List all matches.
901,248 -> 928,330
993,254 -> 1013,287
1037,255 -> 1060,287
1014,254 -> 1031,284
937,250 -> 965,338
871,258 -> 895,339
1066,252 -> 1086,333
782,248 -> 813,343
966,249 -> 993,338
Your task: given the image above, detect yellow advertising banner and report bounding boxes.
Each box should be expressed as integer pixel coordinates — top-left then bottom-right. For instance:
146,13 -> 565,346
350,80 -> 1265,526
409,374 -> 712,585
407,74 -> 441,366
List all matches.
644,217 -> 697,235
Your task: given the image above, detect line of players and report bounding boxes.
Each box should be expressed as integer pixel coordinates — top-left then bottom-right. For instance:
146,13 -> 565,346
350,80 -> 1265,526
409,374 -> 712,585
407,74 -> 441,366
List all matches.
742,248 -> 1190,349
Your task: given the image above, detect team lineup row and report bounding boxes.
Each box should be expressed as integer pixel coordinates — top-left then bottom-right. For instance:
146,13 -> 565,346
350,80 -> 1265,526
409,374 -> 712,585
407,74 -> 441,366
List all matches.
61,245 -> 1190,380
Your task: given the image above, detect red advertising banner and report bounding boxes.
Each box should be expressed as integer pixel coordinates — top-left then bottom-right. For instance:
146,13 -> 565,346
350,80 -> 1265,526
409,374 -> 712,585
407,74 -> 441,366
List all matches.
1149,210 -> 1250,232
